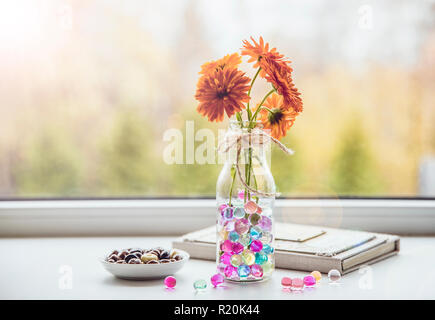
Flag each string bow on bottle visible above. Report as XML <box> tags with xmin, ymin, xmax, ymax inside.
<box><xmin>218</xmin><ymin>127</ymin><xmax>294</xmax><ymax>197</ymax></box>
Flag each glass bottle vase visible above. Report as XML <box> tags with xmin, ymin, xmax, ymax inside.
<box><xmin>216</xmin><ymin>120</ymin><xmax>275</xmax><ymax>282</ymax></box>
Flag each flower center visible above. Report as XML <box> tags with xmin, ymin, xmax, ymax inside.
<box><xmin>217</xmin><ymin>89</ymin><xmax>229</xmax><ymax>99</ymax></box>
<box><xmin>268</xmin><ymin>108</ymin><xmax>284</xmax><ymax>125</ymax></box>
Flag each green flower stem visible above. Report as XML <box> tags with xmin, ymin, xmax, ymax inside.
<box><xmin>248</xmin><ymin>68</ymin><xmax>261</xmax><ymax>98</ymax></box>
<box><xmin>250</xmin><ymin>88</ymin><xmax>276</xmax><ymax>127</ymax></box>
<box><xmin>228</xmin><ymin>165</ymin><xmax>236</xmax><ymax>206</ymax></box>
<box><xmin>244</xmin><ymin>86</ymin><xmax>275</xmax><ymax>202</ymax></box>
<box><xmin>230</xmin><ymin>112</ymin><xmax>243</xmax><ymax>206</ymax></box>
<box><xmin>235</xmin><ymin>70</ymin><xmax>269</xmax><ymax>203</ymax></box>
<box><xmin>246</xmin><ymin>146</ymin><xmax>252</xmax><ymax>201</ymax></box>
<box><xmin>246</xmin><ymin>68</ymin><xmax>262</xmax><ymax>120</ymax></box>
<box><xmin>236</xmin><ymin>112</ymin><xmax>243</xmax><ymax>126</ymax></box>
<box><xmin>248</xmin><ymin>118</ymin><xmax>254</xmax><ymax>200</ymax></box>
<box><xmin>245</xmin><ymin>162</ymin><xmax>249</xmax><ymax>202</ymax></box>
<box><xmin>260</xmin><ymin>106</ymin><xmax>275</xmax><ymax>115</ymax></box>
<box><xmin>252</xmin><ymin>171</ymin><xmax>259</xmax><ymax>203</ymax></box>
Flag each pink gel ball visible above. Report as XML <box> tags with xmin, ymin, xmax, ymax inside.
<box><xmin>220</xmin><ymin>253</ymin><xmax>232</xmax><ymax>265</ymax></box>
<box><xmin>219</xmin><ymin>204</ymin><xmax>228</xmax><ymax>213</ymax></box>
<box><xmin>244</xmin><ymin>201</ymin><xmax>258</xmax><ymax>214</ymax></box>
<box><xmin>303</xmin><ymin>275</ymin><xmax>316</xmax><ymax>287</ymax></box>
<box><xmin>292</xmin><ymin>277</ymin><xmax>304</xmax><ymax>290</ymax></box>
<box><xmin>281</xmin><ymin>277</ymin><xmax>292</xmax><ymax>288</ymax></box>
<box><xmin>224</xmin><ymin>265</ymin><xmax>238</xmax><ymax>278</ymax></box>
<box><xmin>235</xmin><ymin>218</ymin><xmax>250</xmax><ymax>234</ymax></box>
<box><xmin>211</xmin><ymin>273</ymin><xmax>224</xmax><ymax>287</ymax></box>
<box><xmin>250</xmin><ymin>264</ymin><xmax>263</xmax><ymax>277</ymax></box>
<box><xmin>232</xmin><ymin>242</ymin><xmax>244</xmax><ymax>254</ymax></box>
<box><xmin>221</xmin><ymin>240</ymin><xmax>233</xmax><ymax>253</ymax></box>
<box><xmin>250</xmin><ymin>240</ymin><xmax>263</xmax><ymax>252</ymax></box>
<box><xmin>164</xmin><ymin>276</ymin><xmax>176</xmax><ymax>288</ymax></box>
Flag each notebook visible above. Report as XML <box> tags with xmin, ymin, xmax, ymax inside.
<box><xmin>172</xmin><ymin>223</ymin><xmax>400</xmax><ymax>274</ymax></box>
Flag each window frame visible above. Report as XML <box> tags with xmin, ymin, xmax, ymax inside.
<box><xmin>0</xmin><ymin>198</ymin><xmax>434</xmax><ymax>236</ymax></box>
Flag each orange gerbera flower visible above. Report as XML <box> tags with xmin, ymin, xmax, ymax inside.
<box><xmin>256</xmin><ymin>93</ymin><xmax>299</xmax><ymax>140</ymax></box>
<box><xmin>241</xmin><ymin>36</ymin><xmax>288</xmax><ymax>77</ymax></box>
<box><xmin>261</xmin><ymin>55</ymin><xmax>303</xmax><ymax>112</ymax></box>
<box><xmin>242</xmin><ymin>37</ymin><xmax>302</xmax><ymax>112</ymax></box>
<box><xmin>195</xmin><ymin>67</ymin><xmax>251</xmax><ymax>122</ymax></box>
<box><xmin>199</xmin><ymin>53</ymin><xmax>242</xmax><ymax>75</ymax></box>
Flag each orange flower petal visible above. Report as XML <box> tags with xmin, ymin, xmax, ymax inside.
<box><xmin>199</xmin><ymin>53</ymin><xmax>242</xmax><ymax>75</ymax></box>
<box><xmin>195</xmin><ymin>67</ymin><xmax>250</xmax><ymax>122</ymax></box>
<box><xmin>256</xmin><ymin>93</ymin><xmax>299</xmax><ymax>140</ymax></box>
<box><xmin>242</xmin><ymin>37</ymin><xmax>303</xmax><ymax>113</ymax></box>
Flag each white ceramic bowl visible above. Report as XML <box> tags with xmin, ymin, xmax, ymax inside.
<box><xmin>100</xmin><ymin>249</ymin><xmax>190</xmax><ymax>280</ymax></box>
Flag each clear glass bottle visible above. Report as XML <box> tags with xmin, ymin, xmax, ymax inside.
<box><xmin>216</xmin><ymin>120</ymin><xmax>275</xmax><ymax>282</ymax></box>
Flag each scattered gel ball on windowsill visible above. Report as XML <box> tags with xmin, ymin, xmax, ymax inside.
<box><xmin>328</xmin><ymin>269</ymin><xmax>341</xmax><ymax>283</ymax></box>
<box><xmin>291</xmin><ymin>278</ymin><xmax>304</xmax><ymax>291</ymax></box>
<box><xmin>210</xmin><ymin>274</ymin><xmax>224</xmax><ymax>287</ymax></box>
<box><xmin>281</xmin><ymin>277</ymin><xmax>292</xmax><ymax>288</ymax></box>
<box><xmin>303</xmin><ymin>275</ymin><xmax>316</xmax><ymax>287</ymax></box>
<box><xmin>193</xmin><ymin>279</ymin><xmax>207</xmax><ymax>291</ymax></box>
<box><xmin>164</xmin><ymin>276</ymin><xmax>176</xmax><ymax>289</ymax></box>
<box><xmin>311</xmin><ymin>271</ymin><xmax>322</xmax><ymax>282</ymax></box>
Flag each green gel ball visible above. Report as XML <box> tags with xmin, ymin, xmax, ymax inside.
<box><xmin>239</xmin><ymin>233</ymin><xmax>251</xmax><ymax>247</ymax></box>
<box><xmin>193</xmin><ymin>279</ymin><xmax>207</xmax><ymax>290</ymax></box>
<box><xmin>262</xmin><ymin>261</ymin><xmax>274</xmax><ymax>275</ymax></box>
<box><xmin>255</xmin><ymin>252</ymin><xmax>268</xmax><ymax>265</ymax></box>
<box><xmin>233</xmin><ymin>207</ymin><xmax>245</xmax><ymax>219</ymax></box>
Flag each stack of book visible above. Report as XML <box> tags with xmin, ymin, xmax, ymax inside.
<box><xmin>173</xmin><ymin>223</ymin><xmax>400</xmax><ymax>274</ymax></box>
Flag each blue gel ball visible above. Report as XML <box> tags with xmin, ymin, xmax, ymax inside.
<box><xmin>238</xmin><ymin>265</ymin><xmax>251</xmax><ymax>278</ymax></box>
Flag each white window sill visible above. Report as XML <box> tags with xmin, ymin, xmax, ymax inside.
<box><xmin>0</xmin><ymin>198</ymin><xmax>434</xmax><ymax>236</ymax></box>
<box><xmin>0</xmin><ymin>236</ymin><xmax>434</xmax><ymax>299</ymax></box>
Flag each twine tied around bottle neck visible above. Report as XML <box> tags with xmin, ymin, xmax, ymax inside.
<box><xmin>217</xmin><ymin>127</ymin><xmax>294</xmax><ymax>198</ymax></box>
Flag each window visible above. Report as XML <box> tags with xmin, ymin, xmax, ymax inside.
<box><xmin>0</xmin><ymin>0</ymin><xmax>434</xmax><ymax>199</ymax></box>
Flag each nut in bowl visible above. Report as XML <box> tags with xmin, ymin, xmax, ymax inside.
<box><xmin>101</xmin><ymin>247</ymin><xmax>189</xmax><ymax>280</ymax></box>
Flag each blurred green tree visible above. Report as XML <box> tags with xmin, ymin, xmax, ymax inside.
<box><xmin>329</xmin><ymin>118</ymin><xmax>383</xmax><ymax>195</ymax></box>
<box><xmin>14</xmin><ymin>128</ymin><xmax>82</xmax><ymax>196</ymax></box>
<box><xmin>98</xmin><ymin>108</ymin><xmax>157</xmax><ymax>195</ymax></box>
<box><xmin>163</xmin><ymin>111</ymin><xmax>221</xmax><ymax>196</ymax></box>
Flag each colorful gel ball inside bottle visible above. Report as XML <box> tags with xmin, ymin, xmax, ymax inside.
<box><xmin>238</xmin><ymin>265</ymin><xmax>251</xmax><ymax>278</ymax></box>
<box><xmin>224</xmin><ymin>265</ymin><xmax>238</xmax><ymax>278</ymax></box>
<box><xmin>250</xmin><ymin>264</ymin><xmax>263</xmax><ymax>278</ymax></box>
